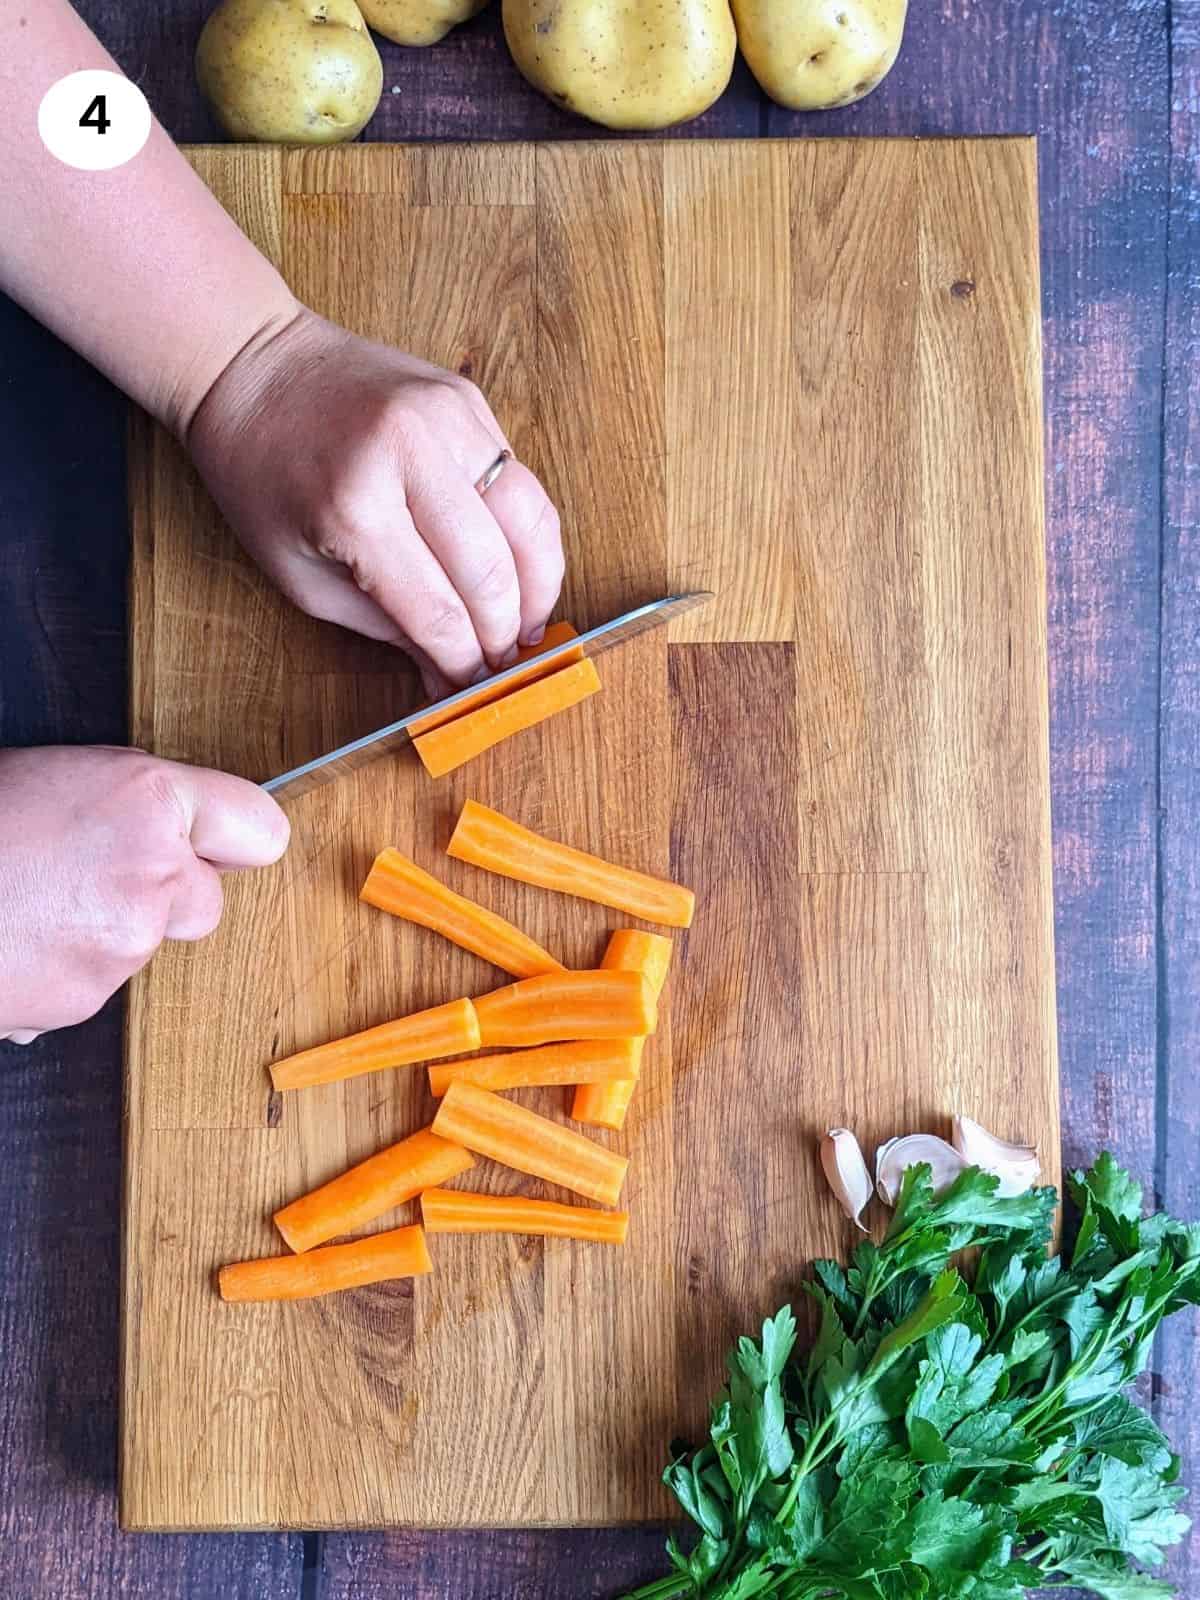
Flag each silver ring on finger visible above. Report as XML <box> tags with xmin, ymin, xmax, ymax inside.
<box><xmin>475</xmin><ymin>448</ymin><xmax>512</xmax><ymax>497</ymax></box>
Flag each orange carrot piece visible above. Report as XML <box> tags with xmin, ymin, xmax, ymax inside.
<box><xmin>406</xmin><ymin>622</ymin><xmax>581</xmax><ymax>737</ymax></box>
<box><xmin>414</xmin><ymin>657</ymin><xmax>601</xmax><ymax>779</ymax></box>
<box><xmin>360</xmin><ymin>848</ymin><xmax>564</xmax><ymax>979</ymax></box>
<box><xmin>274</xmin><ymin>1127</ymin><xmax>476</xmax><ymax>1253</ymax></box>
<box><xmin>421</xmin><ymin>1188</ymin><xmax>628</xmax><ymax>1245</ymax></box>
<box><xmin>428</xmin><ymin>1038</ymin><xmax>642</xmax><ymax>1098</ymax></box>
<box><xmin>431</xmin><ymin>1080</ymin><xmax>628</xmax><ymax>1206</ymax></box>
<box><xmin>573</xmin><ymin>930</ymin><xmax>673</xmax><ymax>1131</ymax></box>
<box><xmin>472</xmin><ymin>969</ymin><xmax>655</xmax><ymax>1049</ymax></box>
<box><xmin>270</xmin><ymin>997</ymin><xmax>480</xmax><ymax>1092</ymax></box>
<box><xmin>218</xmin><ymin>1225</ymin><xmax>432</xmax><ymax>1303</ymax></box>
<box><xmin>448</xmin><ymin>798</ymin><xmax>695</xmax><ymax>928</ymax></box>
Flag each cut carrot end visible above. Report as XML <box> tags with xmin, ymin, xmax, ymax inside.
<box><xmin>274</xmin><ymin>1127</ymin><xmax>475</xmax><ymax>1254</ymax></box>
<box><xmin>414</xmin><ymin>657</ymin><xmax>601</xmax><ymax>779</ymax></box>
<box><xmin>360</xmin><ymin>848</ymin><xmax>564</xmax><ymax>979</ymax></box>
<box><xmin>571</xmin><ymin>929</ymin><xmax>673</xmax><ymax>1130</ymax></box>
<box><xmin>571</xmin><ymin>1077</ymin><xmax>638</xmax><ymax>1131</ymax></box>
<box><xmin>428</xmin><ymin>1038</ymin><xmax>643</xmax><ymax>1098</ymax></box>
<box><xmin>218</xmin><ymin>1225</ymin><xmax>433</xmax><ymax>1304</ymax></box>
<box><xmin>421</xmin><ymin>1188</ymin><xmax>628</xmax><ymax>1245</ymax></box>
<box><xmin>472</xmin><ymin>969</ymin><xmax>655</xmax><ymax>1049</ymax></box>
<box><xmin>269</xmin><ymin>996</ymin><xmax>481</xmax><ymax>1092</ymax></box>
<box><xmin>432</xmin><ymin>1080</ymin><xmax>629</xmax><ymax>1207</ymax></box>
<box><xmin>447</xmin><ymin>798</ymin><xmax>695</xmax><ymax>928</ymax></box>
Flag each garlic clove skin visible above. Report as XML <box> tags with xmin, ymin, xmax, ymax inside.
<box><xmin>875</xmin><ymin>1133</ymin><xmax>968</xmax><ymax>1206</ymax></box>
<box><xmin>875</xmin><ymin>1135</ymin><xmax>900</xmax><ymax>1176</ymax></box>
<box><xmin>820</xmin><ymin>1128</ymin><xmax>874</xmax><ymax>1231</ymax></box>
<box><xmin>953</xmin><ymin>1114</ymin><xmax>1040</xmax><ymax>1196</ymax></box>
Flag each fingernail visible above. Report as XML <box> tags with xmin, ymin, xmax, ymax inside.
<box><xmin>469</xmin><ymin>665</ymin><xmax>491</xmax><ymax>686</ymax></box>
<box><xmin>520</xmin><ymin>626</ymin><xmax>546</xmax><ymax>648</ymax></box>
<box><xmin>499</xmin><ymin>645</ymin><xmax>520</xmax><ymax>668</ymax></box>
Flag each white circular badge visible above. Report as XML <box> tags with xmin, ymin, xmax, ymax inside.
<box><xmin>38</xmin><ymin>70</ymin><xmax>152</xmax><ymax>172</ymax></box>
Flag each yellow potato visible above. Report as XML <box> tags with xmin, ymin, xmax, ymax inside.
<box><xmin>731</xmin><ymin>0</ymin><xmax>907</xmax><ymax>110</ymax></box>
<box><xmin>502</xmin><ymin>0</ymin><xmax>736</xmax><ymax>130</ymax></box>
<box><xmin>358</xmin><ymin>0</ymin><xmax>489</xmax><ymax>46</ymax></box>
<box><xmin>196</xmin><ymin>0</ymin><xmax>383</xmax><ymax>144</ymax></box>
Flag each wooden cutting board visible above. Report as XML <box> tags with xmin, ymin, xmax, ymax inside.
<box><xmin>122</xmin><ymin>139</ymin><xmax>1058</xmax><ymax>1531</ymax></box>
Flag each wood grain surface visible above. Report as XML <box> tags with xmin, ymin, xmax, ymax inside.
<box><xmin>121</xmin><ymin>138</ymin><xmax>1058</xmax><ymax>1532</ymax></box>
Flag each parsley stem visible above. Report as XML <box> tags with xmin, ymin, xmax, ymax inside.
<box><xmin>773</xmin><ymin>1414</ymin><xmax>840</xmax><ymax>1529</ymax></box>
<box><xmin>710</xmin><ymin>1520</ymin><xmax>745</xmax><ymax>1589</ymax></box>
<box><xmin>850</xmin><ymin>1258</ymin><xmax>890</xmax><ymax>1337</ymax></box>
<box><xmin>621</xmin><ymin>1574</ymin><xmax>693</xmax><ymax>1599</ymax></box>
<box><xmin>1020</xmin><ymin>1535</ymin><xmax>1054</xmax><ymax>1565</ymax></box>
<box><xmin>983</xmin><ymin>1282</ymin><xmax>1078</xmax><ymax>1352</ymax></box>
<box><xmin>1021</xmin><ymin>1314</ymin><xmax>1121</xmax><ymax>1435</ymax></box>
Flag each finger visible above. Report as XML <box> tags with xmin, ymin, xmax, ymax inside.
<box><xmin>278</xmin><ymin>564</ymin><xmax>454</xmax><ymax>700</ymax></box>
<box><xmin>481</xmin><ymin>461</ymin><xmax>566</xmax><ymax>645</ymax></box>
<box><xmin>318</xmin><ymin>509</ymin><xmax>488</xmax><ymax>686</ymax></box>
<box><xmin>380</xmin><ymin>617</ymin><xmax>456</xmax><ymax>700</ymax></box>
<box><xmin>3</xmin><ymin>1029</ymin><xmax>41</xmax><ymax>1045</ymax></box>
<box><xmin>164</xmin><ymin>859</ymin><xmax>225</xmax><ymax>942</ymax></box>
<box><xmin>406</xmin><ymin>461</ymin><xmax>522</xmax><ymax>669</ymax></box>
<box><xmin>283</xmin><ymin>560</ymin><xmax>418</xmax><ymax>644</ymax></box>
<box><xmin>414</xmin><ymin>376</ymin><xmax>510</xmax><ymax>468</ymax></box>
<box><xmin>167</xmin><ymin>765</ymin><xmax>291</xmax><ymax>868</ymax></box>
<box><xmin>404</xmin><ymin>640</ymin><xmax>454</xmax><ymax>701</ymax></box>
<box><xmin>457</xmin><ymin>383</ymin><xmax>512</xmax><ymax>456</ymax></box>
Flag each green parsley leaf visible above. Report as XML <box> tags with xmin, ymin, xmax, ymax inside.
<box><xmin>665</xmin><ymin>1451</ymin><xmax>729</xmax><ymax>1542</ymax></box>
<box><xmin>1073</xmin><ymin>1396</ymin><xmax>1172</xmax><ymax>1468</ymax></box>
<box><xmin>907</xmin><ymin>1492</ymin><xmax>1013</xmax><ymax>1581</ymax></box>
<box><xmin>1051</xmin><ymin>1552</ymin><xmax>1177</xmax><ymax>1598</ymax></box>
<box><xmin>631</xmin><ymin>1154</ymin><xmax>1200</xmax><ymax>1600</ymax></box>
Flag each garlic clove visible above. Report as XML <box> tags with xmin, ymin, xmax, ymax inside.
<box><xmin>875</xmin><ymin>1135</ymin><xmax>900</xmax><ymax>1174</ymax></box>
<box><xmin>820</xmin><ymin>1128</ymin><xmax>874</xmax><ymax>1231</ymax></box>
<box><xmin>875</xmin><ymin>1133</ymin><xmax>968</xmax><ymax>1206</ymax></box>
<box><xmin>953</xmin><ymin>1114</ymin><xmax>1040</xmax><ymax>1196</ymax></box>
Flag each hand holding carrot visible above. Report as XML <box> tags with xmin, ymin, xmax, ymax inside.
<box><xmin>0</xmin><ymin>747</ymin><xmax>288</xmax><ymax>1042</ymax></box>
<box><xmin>187</xmin><ymin>309</ymin><xmax>566</xmax><ymax>697</ymax></box>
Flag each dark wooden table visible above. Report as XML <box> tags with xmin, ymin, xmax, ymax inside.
<box><xmin>0</xmin><ymin>3</ymin><xmax>1195</xmax><ymax>1596</ymax></box>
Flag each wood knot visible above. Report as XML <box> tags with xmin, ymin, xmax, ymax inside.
<box><xmin>950</xmin><ymin>279</ymin><xmax>976</xmax><ymax>300</ymax></box>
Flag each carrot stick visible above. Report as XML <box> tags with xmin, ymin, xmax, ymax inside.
<box><xmin>428</xmin><ymin>1038</ymin><xmax>642</xmax><ymax>1097</ymax></box>
<box><xmin>421</xmin><ymin>1188</ymin><xmax>629</xmax><ymax>1245</ymax></box>
<box><xmin>270</xmin><ymin>997</ymin><xmax>480</xmax><ymax>1092</ymax></box>
<box><xmin>431</xmin><ymin>1080</ymin><xmax>628</xmax><ymax>1206</ymax></box>
<box><xmin>274</xmin><ymin>1127</ymin><xmax>476</xmax><ymax>1253</ymax></box>
<box><xmin>573</xmin><ymin>930</ymin><xmax>673</xmax><ymax>1131</ymax></box>
<box><xmin>360</xmin><ymin>848</ymin><xmax>564</xmax><ymax>979</ymax></box>
<box><xmin>447</xmin><ymin>798</ymin><xmax>695</xmax><ymax>928</ymax></box>
<box><xmin>472</xmin><ymin>969</ymin><xmax>655</xmax><ymax>1048</ymax></box>
<box><xmin>413</xmin><ymin>657</ymin><xmax>601</xmax><ymax>779</ymax></box>
<box><xmin>218</xmin><ymin>1225</ymin><xmax>432</xmax><ymax>1303</ymax></box>
<box><xmin>407</xmin><ymin>622</ymin><xmax>581</xmax><ymax>737</ymax></box>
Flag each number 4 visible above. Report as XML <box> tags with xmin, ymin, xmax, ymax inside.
<box><xmin>79</xmin><ymin>94</ymin><xmax>111</xmax><ymax>135</ymax></box>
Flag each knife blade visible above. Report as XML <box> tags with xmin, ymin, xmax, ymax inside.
<box><xmin>263</xmin><ymin>590</ymin><xmax>712</xmax><ymax>803</ymax></box>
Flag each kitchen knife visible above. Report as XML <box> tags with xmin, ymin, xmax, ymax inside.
<box><xmin>263</xmin><ymin>590</ymin><xmax>712</xmax><ymax>803</ymax></box>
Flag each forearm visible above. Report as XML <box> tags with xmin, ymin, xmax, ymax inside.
<box><xmin>0</xmin><ymin>1</ymin><xmax>299</xmax><ymax>436</ymax></box>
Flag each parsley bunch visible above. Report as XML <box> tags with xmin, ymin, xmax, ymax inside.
<box><xmin>625</xmin><ymin>1155</ymin><xmax>1200</xmax><ymax>1600</ymax></box>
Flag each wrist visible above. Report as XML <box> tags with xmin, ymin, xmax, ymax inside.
<box><xmin>184</xmin><ymin>304</ymin><xmax>347</xmax><ymax>461</ymax></box>
<box><xmin>158</xmin><ymin>281</ymin><xmax>304</xmax><ymax>443</ymax></box>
